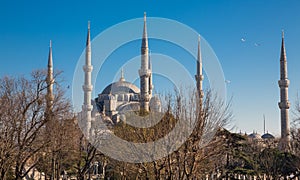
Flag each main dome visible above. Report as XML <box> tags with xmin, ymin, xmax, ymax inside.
<box><xmin>101</xmin><ymin>81</ymin><xmax>140</xmax><ymax>95</ymax></box>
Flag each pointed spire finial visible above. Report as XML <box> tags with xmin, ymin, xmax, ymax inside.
<box><xmin>141</xmin><ymin>12</ymin><xmax>148</xmax><ymax>49</ymax></box>
<box><xmin>86</xmin><ymin>21</ymin><xmax>91</xmax><ymax>47</ymax></box>
<box><xmin>46</xmin><ymin>40</ymin><xmax>54</xmax><ymax>110</ymax></box>
<box><xmin>280</xmin><ymin>30</ymin><xmax>287</xmax><ymax>64</ymax></box>
<box><xmin>282</xmin><ymin>29</ymin><xmax>284</xmax><ymax>38</ymax></box>
<box><xmin>48</xmin><ymin>40</ymin><xmax>53</xmax><ymax>67</ymax></box>
<box><xmin>197</xmin><ymin>35</ymin><xmax>201</xmax><ymax>62</ymax></box>
<box><xmin>119</xmin><ymin>67</ymin><xmax>125</xmax><ymax>82</ymax></box>
<box><xmin>195</xmin><ymin>34</ymin><xmax>204</xmax><ymax>101</ymax></box>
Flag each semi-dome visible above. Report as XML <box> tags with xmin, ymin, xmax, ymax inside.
<box><xmin>101</xmin><ymin>81</ymin><xmax>140</xmax><ymax>95</ymax></box>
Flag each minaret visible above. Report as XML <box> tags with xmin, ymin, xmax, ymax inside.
<box><xmin>195</xmin><ymin>35</ymin><xmax>204</xmax><ymax>102</ymax></box>
<box><xmin>82</xmin><ymin>21</ymin><xmax>93</xmax><ymax>137</ymax></box>
<box><xmin>46</xmin><ymin>40</ymin><xmax>54</xmax><ymax>113</ymax></box>
<box><xmin>139</xmin><ymin>12</ymin><xmax>151</xmax><ymax>112</ymax></box>
<box><xmin>278</xmin><ymin>31</ymin><xmax>290</xmax><ymax>151</ymax></box>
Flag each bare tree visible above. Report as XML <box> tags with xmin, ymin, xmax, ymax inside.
<box><xmin>106</xmin><ymin>88</ymin><xmax>232</xmax><ymax>179</ymax></box>
<box><xmin>0</xmin><ymin>76</ymin><xmax>19</xmax><ymax>179</ymax></box>
<box><xmin>0</xmin><ymin>71</ymin><xmax>49</xmax><ymax>179</ymax></box>
<box><xmin>291</xmin><ymin>95</ymin><xmax>300</xmax><ymax>158</ymax></box>
<box><xmin>0</xmin><ymin>69</ymin><xmax>76</xmax><ymax>180</ymax></box>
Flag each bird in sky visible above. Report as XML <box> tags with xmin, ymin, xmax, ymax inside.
<box><xmin>254</xmin><ymin>43</ymin><xmax>261</xmax><ymax>47</ymax></box>
<box><xmin>241</xmin><ymin>38</ymin><xmax>246</xmax><ymax>42</ymax></box>
<box><xmin>225</xmin><ymin>80</ymin><xmax>231</xmax><ymax>84</ymax></box>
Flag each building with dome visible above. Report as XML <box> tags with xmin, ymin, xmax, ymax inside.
<box><xmin>261</xmin><ymin>132</ymin><xmax>275</xmax><ymax>140</ymax></box>
<box><xmin>45</xmin><ymin>12</ymin><xmax>288</xmax><ymax>149</ymax></box>
<box><xmin>95</xmin><ymin>72</ymin><xmax>141</xmax><ymax>118</ymax></box>
<box><xmin>248</xmin><ymin>131</ymin><xmax>262</xmax><ymax>140</ymax></box>
<box><xmin>87</xmin><ymin>13</ymin><xmax>162</xmax><ymax>123</ymax></box>
<box><xmin>77</xmin><ymin>13</ymin><xmax>196</xmax><ymax>137</ymax></box>
<box><xmin>76</xmin><ymin>13</ymin><xmax>204</xmax><ymax>137</ymax></box>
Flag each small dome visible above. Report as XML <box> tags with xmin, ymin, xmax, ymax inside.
<box><xmin>261</xmin><ymin>132</ymin><xmax>275</xmax><ymax>139</ymax></box>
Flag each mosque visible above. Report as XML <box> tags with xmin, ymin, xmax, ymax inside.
<box><xmin>75</xmin><ymin>13</ymin><xmax>206</xmax><ymax>138</ymax></box>
<box><xmin>45</xmin><ymin>13</ymin><xmax>290</xmax><ymax>150</ymax></box>
<box><xmin>77</xmin><ymin>13</ymin><xmax>200</xmax><ymax>137</ymax></box>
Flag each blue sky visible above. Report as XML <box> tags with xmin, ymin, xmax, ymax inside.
<box><xmin>1</xmin><ymin>0</ymin><xmax>300</xmax><ymax>136</ymax></box>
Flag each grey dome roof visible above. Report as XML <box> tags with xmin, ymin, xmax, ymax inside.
<box><xmin>101</xmin><ymin>81</ymin><xmax>140</xmax><ymax>95</ymax></box>
<box><xmin>261</xmin><ymin>133</ymin><xmax>275</xmax><ymax>139</ymax></box>
<box><xmin>248</xmin><ymin>132</ymin><xmax>261</xmax><ymax>139</ymax></box>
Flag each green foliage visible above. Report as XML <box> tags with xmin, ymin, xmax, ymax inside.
<box><xmin>259</xmin><ymin>148</ymin><xmax>300</xmax><ymax>177</ymax></box>
<box><xmin>214</xmin><ymin>130</ymin><xmax>300</xmax><ymax>178</ymax></box>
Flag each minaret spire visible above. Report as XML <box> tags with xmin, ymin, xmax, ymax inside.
<box><xmin>139</xmin><ymin>12</ymin><xmax>151</xmax><ymax>113</ymax></box>
<box><xmin>195</xmin><ymin>35</ymin><xmax>204</xmax><ymax>103</ymax></box>
<box><xmin>46</xmin><ymin>40</ymin><xmax>54</xmax><ymax>112</ymax></box>
<box><xmin>82</xmin><ymin>21</ymin><xmax>93</xmax><ymax>137</ymax></box>
<box><xmin>142</xmin><ymin>12</ymin><xmax>148</xmax><ymax>48</ymax></box>
<box><xmin>278</xmin><ymin>30</ymin><xmax>290</xmax><ymax>151</ymax></box>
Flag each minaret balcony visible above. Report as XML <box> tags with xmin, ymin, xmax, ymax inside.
<box><xmin>83</xmin><ymin>65</ymin><xmax>93</xmax><ymax>72</ymax></box>
<box><xmin>278</xmin><ymin>79</ymin><xmax>290</xmax><ymax>87</ymax></box>
<box><xmin>47</xmin><ymin>94</ymin><xmax>54</xmax><ymax>101</ymax></box>
<box><xmin>199</xmin><ymin>75</ymin><xmax>204</xmax><ymax>81</ymax></box>
<box><xmin>82</xmin><ymin>85</ymin><xmax>93</xmax><ymax>91</ymax></box>
<box><xmin>139</xmin><ymin>69</ymin><xmax>151</xmax><ymax>77</ymax></box>
<box><xmin>149</xmin><ymin>84</ymin><xmax>154</xmax><ymax>90</ymax></box>
<box><xmin>141</xmin><ymin>94</ymin><xmax>150</xmax><ymax>102</ymax></box>
<box><xmin>195</xmin><ymin>75</ymin><xmax>204</xmax><ymax>81</ymax></box>
<box><xmin>82</xmin><ymin>104</ymin><xmax>93</xmax><ymax>111</ymax></box>
<box><xmin>141</xmin><ymin>47</ymin><xmax>149</xmax><ymax>54</ymax></box>
<box><xmin>47</xmin><ymin>77</ymin><xmax>55</xmax><ymax>85</ymax></box>
<box><xmin>199</xmin><ymin>91</ymin><xmax>204</xmax><ymax>98</ymax></box>
<box><xmin>278</xmin><ymin>101</ymin><xmax>290</xmax><ymax>109</ymax></box>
